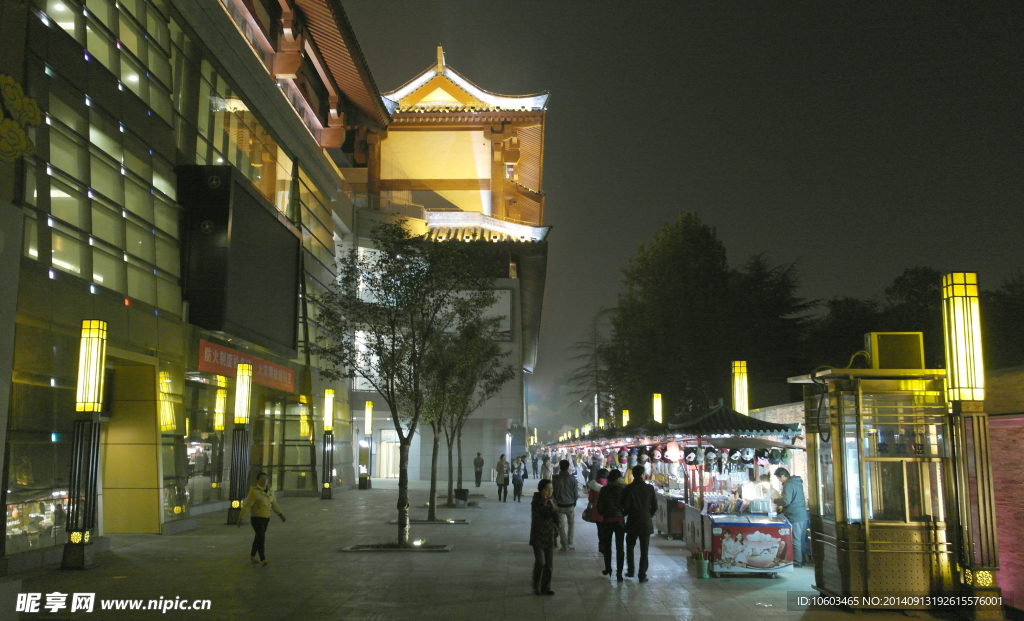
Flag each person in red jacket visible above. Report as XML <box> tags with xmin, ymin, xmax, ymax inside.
<box><xmin>587</xmin><ymin>468</ymin><xmax>609</xmax><ymax>571</ymax></box>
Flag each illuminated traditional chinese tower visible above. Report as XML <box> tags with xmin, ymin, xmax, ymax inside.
<box><xmin>348</xmin><ymin>47</ymin><xmax>550</xmax><ymax>478</ymax></box>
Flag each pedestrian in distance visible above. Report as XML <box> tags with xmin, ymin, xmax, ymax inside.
<box><xmin>473</xmin><ymin>452</ymin><xmax>485</xmax><ymax>487</ymax></box>
<box><xmin>621</xmin><ymin>464</ymin><xmax>657</xmax><ymax>582</ymax></box>
<box><xmin>512</xmin><ymin>456</ymin><xmax>527</xmax><ymax>502</ymax></box>
<box><xmin>529</xmin><ymin>479</ymin><xmax>558</xmax><ymax>595</ymax></box>
<box><xmin>551</xmin><ymin>459</ymin><xmax>579</xmax><ymax>550</ymax></box>
<box><xmin>495</xmin><ymin>454</ymin><xmax>511</xmax><ymax>502</ymax></box>
<box><xmin>596</xmin><ymin>469</ymin><xmax>626</xmax><ymax>580</ymax></box>
<box><xmin>586</xmin><ymin>468</ymin><xmax>608</xmax><ymax>570</ymax></box>
<box><xmin>236</xmin><ymin>472</ymin><xmax>286</xmax><ymax>567</ymax></box>
<box><xmin>531</xmin><ymin>452</ymin><xmax>539</xmax><ymax>478</ymax></box>
<box><xmin>774</xmin><ymin>467</ymin><xmax>809</xmax><ymax>567</ymax></box>
<box><xmin>540</xmin><ymin>455</ymin><xmax>552</xmax><ymax>480</ymax></box>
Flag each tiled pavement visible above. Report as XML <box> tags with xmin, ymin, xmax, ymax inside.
<box><xmin>11</xmin><ymin>479</ymin><xmax>958</xmax><ymax>621</ymax></box>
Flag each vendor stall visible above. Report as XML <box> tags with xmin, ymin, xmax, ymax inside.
<box><xmin>548</xmin><ymin>401</ymin><xmax>804</xmax><ymax>578</ymax></box>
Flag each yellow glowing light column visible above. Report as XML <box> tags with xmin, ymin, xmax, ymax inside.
<box><xmin>942</xmin><ymin>273</ymin><xmax>985</xmax><ymax>402</ymax></box>
<box><xmin>622</xmin><ymin>410</ymin><xmax>630</xmax><ymax>426</ymax></box>
<box><xmin>227</xmin><ymin>363</ymin><xmax>253</xmax><ymax>523</ymax></box>
<box><xmin>234</xmin><ymin>364</ymin><xmax>252</xmax><ymax>425</ymax></box>
<box><xmin>359</xmin><ymin>401</ymin><xmax>374</xmax><ymax>489</ymax></box>
<box><xmin>942</xmin><ymin>272</ymin><xmax>1001</xmax><ymax>611</ymax></box>
<box><xmin>75</xmin><ymin>320</ymin><xmax>108</xmax><ymax>412</ymax></box>
<box><xmin>66</xmin><ymin>320</ymin><xmax>108</xmax><ymax>566</ymax></box>
<box><xmin>214</xmin><ymin>389</ymin><xmax>226</xmax><ymax>431</ymax></box>
<box><xmin>598</xmin><ymin>418</ymin><xmax>605</xmax><ymax>429</ymax></box>
<box><xmin>732</xmin><ymin>361</ymin><xmax>749</xmax><ymax>415</ymax></box>
<box><xmin>653</xmin><ymin>394</ymin><xmax>663</xmax><ymax>424</ymax></box>
<box><xmin>158</xmin><ymin>372</ymin><xmax>176</xmax><ymax>433</ymax></box>
<box><xmin>321</xmin><ymin>390</ymin><xmax>335</xmax><ymax>499</ymax></box>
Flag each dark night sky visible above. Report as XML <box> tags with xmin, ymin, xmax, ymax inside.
<box><xmin>344</xmin><ymin>2</ymin><xmax>1023</xmax><ymax>402</ymax></box>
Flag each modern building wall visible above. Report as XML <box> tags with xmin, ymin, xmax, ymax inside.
<box><xmin>0</xmin><ymin>0</ymin><xmax>364</xmax><ymax>568</ymax></box>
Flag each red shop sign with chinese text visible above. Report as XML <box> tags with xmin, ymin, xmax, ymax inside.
<box><xmin>197</xmin><ymin>340</ymin><xmax>295</xmax><ymax>393</ymax></box>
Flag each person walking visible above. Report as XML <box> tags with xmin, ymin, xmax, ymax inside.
<box><xmin>551</xmin><ymin>460</ymin><xmax>579</xmax><ymax>551</ymax></box>
<box><xmin>473</xmin><ymin>453</ymin><xmax>485</xmax><ymax>487</ymax></box>
<box><xmin>587</xmin><ymin>468</ymin><xmax>608</xmax><ymax>572</ymax></box>
<box><xmin>512</xmin><ymin>457</ymin><xmax>527</xmax><ymax>502</ymax></box>
<box><xmin>596</xmin><ymin>469</ymin><xmax>626</xmax><ymax>580</ymax></box>
<box><xmin>236</xmin><ymin>472</ymin><xmax>286</xmax><ymax>566</ymax></box>
<box><xmin>530</xmin><ymin>479</ymin><xmax>558</xmax><ymax>595</ymax></box>
<box><xmin>622</xmin><ymin>464</ymin><xmax>657</xmax><ymax>581</ymax></box>
<box><xmin>774</xmin><ymin>468</ymin><xmax>809</xmax><ymax>567</ymax></box>
<box><xmin>495</xmin><ymin>454</ymin><xmax>511</xmax><ymax>502</ymax></box>
<box><xmin>539</xmin><ymin>455</ymin><xmax>552</xmax><ymax>480</ymax></box>
<box><xmin>531</xmin><ymin>452</ymin><xmax>539</xmax><ymax>478</ymax></box>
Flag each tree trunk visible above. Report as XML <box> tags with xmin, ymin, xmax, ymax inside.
<box><xmin>446</xmin><ymin>433</ymin><xmax>455</xmax><ymax>505</ymax></box>
<box><xmin>397</xmin><ymin>439</ymin><xmax>411</xmax><ymax>545</ymax></box>
<box><xmin>427</xmin><ymin>422</ymin><xmax>440</xmax><ymax>521</ymax></box>
<box><xmin>456</xmin><ymin>427</ymin><xmax>464</xmax><ymax>489</ymax></box>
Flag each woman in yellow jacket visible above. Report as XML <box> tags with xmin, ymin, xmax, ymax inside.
<box><xmin>236</xmin><ymin>472</ymin><xmax>286</xmax><ymax>566</ymax></box>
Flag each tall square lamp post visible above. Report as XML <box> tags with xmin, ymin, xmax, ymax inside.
<box><xmin>358</xmin><ymin>401</ymin><xmax>373</xmax><ymax>489</ymax></box>
<box><xmin>321</xmin><ymin>390</ymin><xmax>334</xmax><ymax>499</ymax></box>
<box><xmin>226</xmin><ymin>363</ymin><xmax>252</xmax><ymax>524</ymax></box>
<box><xmin>732</xmin><ymin>361</ymin><xmax>748</xmax><ymax>415</ymax></box>
<box><xmin>942</xmin><ymin>272</ymin><xmax>1004</xmax><ymax>621</ymax></box>
<box><xmin>62</xmin><ymin>321</ymin><xmax>107</xmax><ymax>569</ymax></box>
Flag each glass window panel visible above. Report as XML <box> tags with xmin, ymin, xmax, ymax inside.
<box><xmin>156</xmin><ymin>277</ymin><xmax>180</xmax><ymax>313</ymax></box>
<box><xmin>90</xmin><ymin>156</ymin><xmax>124</xmax><ymax>203</ymax></box>
<box><xmin>197</xmin><ymin>78</ymin><xmax>211</xmax><ymax>138</ymax></box>
<box><xmin>120</xmin><ymin>55</ymin><xmax>147</xmax><ymax>104</ymax></box>
<box><xmin>154</xmin><ymin>199</ymin><xmax>177</xmax><ymax>237</ymax></box>
<box><xmin>146</xmin><ymin>11</ymin><xmax>170</xmax><ymax>52</ymax></box>
<box><xmin>89</xmin><ymin>113</ymin><xmax>122</xmax><ymax>161</ymax></box>
<box><xmin>49</xmin><ymin>179</ymin><xmax>87</xmax><ymax>228</ymax></box>
<box><xmin>150</xmin><ymin>83</ymin><xmax>172</xmax><ymax>123</ymax></box>
<box><xmin>120</xmin><ymin>0</ymin><xmax>141</xmax><ymax>19</ymax></box>
<box><xmin>153</xmin><ymin>156</ymin><xmax>175</xmax><ymax>200</ymax></box>
<box><xmin>124</xmin><ymin>180</ymin><xmax>154</xmax><ymax>222</ymax></box>
<box><xmin>48</xmin><ymin>90</ymin><xmax>87</xmax><ymax>136</ymax></box>
<box><xmin>866</xmin><ymin>461</ymin><xmax>906</xmax><ymax>522</ymax></box>
<box><xmin>46</xmin><ymin>0</ymin><xmax>78</xmax><ymax>37</ymax></box>
<box><xmin>84</xmin><ymin>0</ymin><xmax>115</xmax><ymax>30</ymax></box>
<box><xmin>123</xmin><ymin>133</ymin><xmax>151</xmax><ymax>181</ymax></box>
<box><xmin>24</xmin><ymin>161</ymin><xmax>38</xmax><ymax>206</ymax></box>
<box><xmin>127</xmin><ymin>263</ymin><xmax>156</xmax><ymax>305</ymax></box>
<box><xmin>844</xmin><ymin>428</ymin><xmax>862</xmax><ymax>522</ymax></box>
<box><xmin>118</xmin><ymin>13</ymin><xmax>143</xmax><ymax>56</ymax></box>
<box><xmin>49</xmin><ymin>128</ymin><xmax>87</xmax><ymax>181</ymax></box>
<box><xmin>126</xmin><ymin>222</ymin><xmax>154</xmax><ymax>262</ymax></box>
<box><xmin>148</xmin><ymin>47</ymin><xmax>172</xmax><ymax>87</ymax></box>
<box><xmin>275</xmin><ymin>149</ymin><xmax>293</xmax><ymax>215</ymax></box>
<box><xmin>51</xmin><ymin>230</ymin><xmax>85</xmax><ymax>276</ymax></box>
<box><xmin>86</xmin><ymin>24</ymin><xmax>117</xmax><ymax>73</ymax></box>
<box><xmin>155</xmin><ymin>237</ymin><xmax>178</xmax><ymax>276</ymax></box>
<box><xmin>23</xmin><ymin>212</ymin><xmax>39</xmax><ymax>260</ymax></box>
<box><xmin>91</xmin><ymin>203</ymin><xmax>124</xmax><ymax>246</ymax></box>
<box><xmin>92</xmin><ymin>248</ymin><xmax>125</xmax><ymax>291</ymax></box>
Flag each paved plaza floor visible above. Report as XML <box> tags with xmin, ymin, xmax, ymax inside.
<box><xmin>10</xmin><ymin>479</ymin><xmax>959</xmax><ymax>621</ymax></box>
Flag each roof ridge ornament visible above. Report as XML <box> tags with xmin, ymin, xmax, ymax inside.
<box><xmin>437</xmin><ymin>45</ymin><xmax>445</xmax><ymax>74</ymax></box>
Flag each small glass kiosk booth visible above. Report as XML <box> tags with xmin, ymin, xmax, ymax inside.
<box><xmin>791</xmin><ymin>300</ymin><xmax>1003</xmax><ymax>619</ymax></box>
<box><xmin>792</xmin><ymin>366</ymin><xmax>956</xmax><ymax>601</ymax></box>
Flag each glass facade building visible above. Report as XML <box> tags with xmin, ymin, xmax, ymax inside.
<box><xmin>0</xmin><ymin>0</ymin><xmax>382</xmax><ymax>560</ymax></box>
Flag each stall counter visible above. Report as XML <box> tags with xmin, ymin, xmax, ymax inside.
<box><xmin>701</xmin><ymin>514</ymin><xmax>794</xmax><ymax>576</ymax></box>
<box><xmin>654</xmin><ymin>492</ymin><xmax>687</xmax><ymax>539</ymax></box>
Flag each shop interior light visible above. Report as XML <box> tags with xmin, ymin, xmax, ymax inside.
<box><xmin>300</xmin><ymin>412</ymin><xmax>310</xmax><ymax>438</ymax></box>
<box><xmin>75</xmin><ymin>320</ymin><xmax>108</xmax><ymax>412</ymax></box>
<box><xmin>653</xmin><ymin>394</ymin><xmax>663</xmax><ymax>424</ymax></box>
<box><xmin>324</xmin><ymin>389</ymin><xmax>335</xmax><ymax>431</ymax></box>
<box><xmin>365</xmin><ymin>401</ymin><xmax>373</xmax><ymax>435</ymax></box>
<box><xmin>214</xmin><ymin>388</ymin><xmax>226</xmax><ymax>431</ymax></box>
<box><xmin>732</xmin><ymin>361</ymin><xmax>749</xmax><ymax>415</ymax></box>
<box><xmin>942</xmin><ymin>272</ymin><xmax>985</xmax><ymax>402</ymax></box>
<box><xmin>234</xmin><ymin>364</ymin><xmax>252</xmax><ymax>425</ymax></box>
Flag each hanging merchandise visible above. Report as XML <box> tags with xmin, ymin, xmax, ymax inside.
<box><xmin>741</xmin><ymin>448</ymin><xmax>755</xmax><ymax>464</ymax></box>
<box><xmin>769</xmin><ymin>448</ymin><xmax>781</xmax><ymax>465</ymax></box>
<box><xmin>781</xmin><ymin>448</ymin><xmax>793</xmax><ymax>465</ymax></box>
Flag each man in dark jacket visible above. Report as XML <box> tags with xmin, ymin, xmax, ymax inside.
<box><xmin>621</xmin><ymin>464</ymin><xmax>658</xmax><ymax>581</ymax></box>
<box><xmin>473</xmin><ymin>453</ymin><xmax>485</xmax><ymax>487</ymax></box>
<box><xmin>774</xmin><ymin>468</ymin><xmax>809</xmax><ymax>567</ymax></box>
<box><xmin>551</xmin><ymin>460</ymin><xmax>578</xmax><ymax>550</ymax></box>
